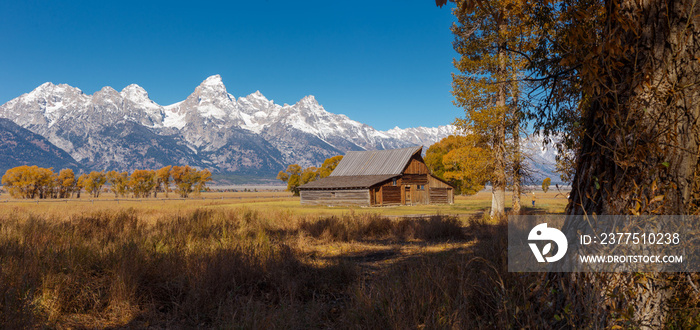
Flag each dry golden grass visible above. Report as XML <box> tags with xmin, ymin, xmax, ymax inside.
<box><xmin>7</xmin><ymin>189</ymin><xmax>695</xmax><ymax>328</ymax></box>
<box><xmin>0</xmin><ymin>207</ymin><xmax>476</xmax><ymax>328</ymax></box>
<box><xmin>0</xmin><ymin>189</ymin><xmax>571</xmax><ymax>221</ymax></box>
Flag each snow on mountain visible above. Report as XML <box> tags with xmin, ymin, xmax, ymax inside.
<box><xmin>382</xmin><ymin>125</ymin><xmax>457</xmax><ymax>149</ymax></box>
<box><xmin>522</xmin><ymin>133</ymin><xmax>562</xmax><ymax>184</ymax></box>
<box><xmin>0</xmin><ymin>75</ymin><xmax>461</xmax><ymax>174</ymax></box>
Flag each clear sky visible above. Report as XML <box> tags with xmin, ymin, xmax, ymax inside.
<box><xmin>0</xmin><ymin>1</ymin><xmax>459</xmax><ymax>131</ymax></box>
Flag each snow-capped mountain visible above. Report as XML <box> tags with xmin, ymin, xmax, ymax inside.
<box><xmin>0</xmin><ymin>75</ymin><xmax>457</xmax><ymax>175</ymax></box>
<box><xmin>522</xmin><ymin>133</ymin><xmax>561</xmax><ymax>184</ymax></box>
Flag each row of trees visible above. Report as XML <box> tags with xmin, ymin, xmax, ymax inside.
<box><xmin>277</xmin><ymin>155</ymin><xmax>343</xmax><ymax>195</ymax></box>
<box><xmin>1</xmin><ymin>165</ymin><xmax>211</xmax><ymax>199</ymax></box>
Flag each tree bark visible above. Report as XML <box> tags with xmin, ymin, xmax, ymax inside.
<box><xmin>511</xmin><ymin>116</ymin><xmax>521</xmax><ymax>214</ymax></box>
<box><xmin>512</xmin><ymin>70</ymin><xmax>522</xmax><ymax>215</ymax></box>
<box><xmin>490</xmin><ymin>22</ymin><xmax>508</xmax><ymax>218</ymax></box>
<box><xmin>560</xmin><ymin>0</ymin><xmax>700</xmax><ymax>326</ymax></box>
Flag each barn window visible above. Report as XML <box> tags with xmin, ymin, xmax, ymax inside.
<box><xmin>331</xmin><ymin>192</ymin><xmax>336</xmax><ymax>198</ymax></box>
<box><xmin>392</xmin><ymin>178</ymin><xmax>397</xmax><ymax>186</ymax></box>
<box><xmin>418</xmin><ymin>185</ymin><xmax>424</xmax><ymax>190</ymax></box>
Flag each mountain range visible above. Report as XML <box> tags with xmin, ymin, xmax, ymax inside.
<box><xmin>0</xmin><ymin>75</ymin><xmax>457</xmax><ymax>178</ymax></box>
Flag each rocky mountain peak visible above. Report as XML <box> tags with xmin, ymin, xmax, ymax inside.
<box><xmin>298</xmin><ymin>95</ymin><xmax>318</xmax><ymax>106</ymax></box>
<box><xmin>188</xmin><ymin>75</ymin><xmax>233</xmax><ymax>104</ymax></box>
<box><xmin>293</xmin><ymin>95</ymin><xmax>326</xmax><ymax>116</ymax></box>
<box><xmin>25</xmin><ymin>82</ymin><xmax>84</xmax><ymax>103</ymax></box>
<box><xmin>120</xmin><ymin>84</ymin><xmax>148</xmax><ymax>98</ymax></box>
<box><xmin>120</xmin><ymin>84</ymin><xmax>159</xmax><ymax>110</ymax></box>
<box><xmin>92</xmin><ymin>86</ymin><xmax>121</xmax><ymax>105</ymax></box>
<box><xmin>198</xmin><ymin>75</ymin><xmax>227</xmax><ymax>93</ymax></box>
<box><xmin>95</xmin><ymin>86</ymin><xmax>119</xmax><ymax>95</ymax></box>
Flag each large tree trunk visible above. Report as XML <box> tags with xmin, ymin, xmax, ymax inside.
<box><xmin>511</xmin><ymin>70</ymin><xmax>522</xmax><ymax>215</ymax></box>
<box><xmin>511</xmin><ymin>117</ymin><xmax>521</xmax><ymax>214</ymax></box>
<box><xmin>560</xmin><ymin>0</ymin><xmax>700</xmax><ymax>327</ymax></box>
<box><xmin>490</xmin><ymin>22</ymin><xmax>508</xmax><ymax>218</ymax></box>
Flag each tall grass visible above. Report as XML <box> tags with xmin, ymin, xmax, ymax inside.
<box><xmin>0</xmin><ymin>208</ymin><xmax>358</xmax><ymax>328</ymax></box>
<box><xmin>298</xmin><ymin>213</ymin><xmax>464</xmax><ymax>242</ymax></box>
<box><xmin>1</xmin><ymin>208</ymin><xmax>697</xmax><ymax>328</ymax></box>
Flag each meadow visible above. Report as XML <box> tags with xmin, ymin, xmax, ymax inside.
<box><xmin>0</xmin><ymin>189</ymin><xmax>612</xmax><ymax>328</ymax></box>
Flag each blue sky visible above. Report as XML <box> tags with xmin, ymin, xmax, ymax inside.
<box><xmin>0</xmin><ymin>1</ymin><xmax>459</xmax><ymax>131</ymax></box>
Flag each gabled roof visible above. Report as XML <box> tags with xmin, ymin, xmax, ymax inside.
<box><xmin>298</xmin><ymin>175</ymin><xmax>397</xmax><ymax>190</ymax></box>
<box><xmin>329</xmin><ymin>146</ymin><xmax>422</xmax><ymax>176</ymax></box>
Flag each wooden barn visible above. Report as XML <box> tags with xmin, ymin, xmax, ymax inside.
<box><xmin>298</xmin><ymin>146</ymin><xmax>454</xmax><ymax>206</ymax></box>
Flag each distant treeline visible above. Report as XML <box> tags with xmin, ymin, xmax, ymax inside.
<box><xmin>1</xmin><ymin>165</ymin><xmax>211</xmax><ymax>199</ymax></box>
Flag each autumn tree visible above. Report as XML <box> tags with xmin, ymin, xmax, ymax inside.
<box><xmin>56</xmin><ymin>168</ymin><xmax>76</xmax><ymax>198</ymax></box>
<box><xmin>107</xmin><ymin>171</ymin><xmax>130</xmax><ymax>197</ymax></box>
<box><xmin>170</xmin><ymin>165</ymin><xmax>210</xmax><ymax>198</ymax></box>
<box><xmin>82</xmin><ymin>171</ymin><xmax>107</xmax><ymax>198</ymax></box>
<box><xmin>558</xmin><ymin>1</ymin><xmax>698</xmax><ymax>325</ymax></box>
<box><xmin>493</xmin><ymin>0</ymin><xmax>698</xmax><ymax>326</ymax></box>
<box><xmin>448</xmin><ymin>0</ymin><xmax>534</xmax><ymax>217</ymax></box>
<box><xmin>194</xmin><ymin>169</ymin><xmax>212</xmax><ymax>195</ymax></box>
<box><xmin>426</xmin><ymin>135</ymin><xmax>469</xmax><ymax>194</ymax></box>
<box><xmin>155</xmin><ymin>165</ymin><xmax>172</xmax><ymax>197</ymax></box>
<box><xmin>129</xmin><ymin>170</ymin><xmax>156</xmax><ymax>198</ymax></box>
<box><xmin>317</xmin><ymin>155</ymin><xmax>343</xmax><ymax>178</ymax></box>
<box><xmin>76</xmin><ymin>173</ymin><xmax>87</xmax><ymax>198</ymax></box>
<box><xmin>2</xmin><ymin>166</ymin><xmax>39</xmax><ymax>198</ymax></box>
<box><xmin>33</xmin><ymin>167</ymin><xmax>55</xmax><ymax>199</ymax></box>
<box><xmin>277</xmin><ymin>164</ymin><xmax>303</xmax><ymax>196</ymax></box>
<box><xmin>442</xmin><ymin>135</ymin><xmax>493</xmax><ymax>195</ymax></box>
<box><xmin>277</xmin><ymin>155</ymin><xmax>344</xmax><ymax>196</ymax></box>
<box><xmin>541</xmin><ymin>177</ymin><xmax>551</xmax><ymax>193</ymax></box>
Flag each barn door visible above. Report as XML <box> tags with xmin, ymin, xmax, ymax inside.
<box><xmin>405</xmin><ymin>186</ymin><xmax>411</xmax><ymax>205</ymax></box>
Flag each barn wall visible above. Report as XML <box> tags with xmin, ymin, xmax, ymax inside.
<box><xmin>404</xmin><ymin>157</ymin><xmax>429</xmax><ymax>175</ymax></box>
<box><xmin>427</xmin><ymin>175</ymin><xmax>452</xmax><ymax>189</ymax></box>
<box><xmin>427</xmin><ymin>175</ymin><xmax>454</xmax><ymax>204</ymax></box>
<box><xmin>381</xmin><ymin>186</ymin><xmax>401</xmax><ymax>205</ymax></box>
<box><xmin>429</xmin><ymin>188</ymin><xmax>450</xmax><ymax>204</ymax></box>
<box><xmin>300</xmin><ymin>189</ymin><xmax>370</xmax><ymax>206</ymax></box>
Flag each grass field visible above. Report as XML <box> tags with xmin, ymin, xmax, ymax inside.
<box><xmin>0</xmin><ymin>189</ymin><xmax>570</xmax><ymax>220</ymax></box>
<box><xmin>12</xmin><ymin>189</ymin><xmax>695</xmax><ymax>328</ymax></box>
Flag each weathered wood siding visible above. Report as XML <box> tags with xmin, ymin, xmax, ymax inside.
<box><xmin>401</xmin><ymin>174</ymin><xmax>428</xmax><ymax>185</ymax></box>
<box><xmin>300</xmin><ymin>189</ymin><xmax>370</xmax><ymax>206</ymax></box>
<box><xmin>429</xmin><ymin>188</ymin><xmax>450</xmax><ymax>204</ymax></box>
<box><xmin>403</xmin><ymin>157</ymin><xmax>429</xmax><ymax>175</ymax></box>
<box><xmin>381</xmin><ymin>186</ymin><xmax>401</xmax><ymax>205</ymax></box>
<box><xmin>427</xmin><ymin>175</ymin><xmax>454</xmax><ymax>204</ymax></box>
<box><xmin>427</xmin><ymin>174</ymin><xmax>453</xmax><ymax>189</ymax></box>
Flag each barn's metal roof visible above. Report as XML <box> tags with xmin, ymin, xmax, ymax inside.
<box><xmin>298</xmin><ymin>175</ymin><xmax>397</xmax><ymax>190</ymax></box>
<box><xmin>329</xmin><ymin>146</ymin><xmax>422</xmax><ymax>176</ymax></box>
